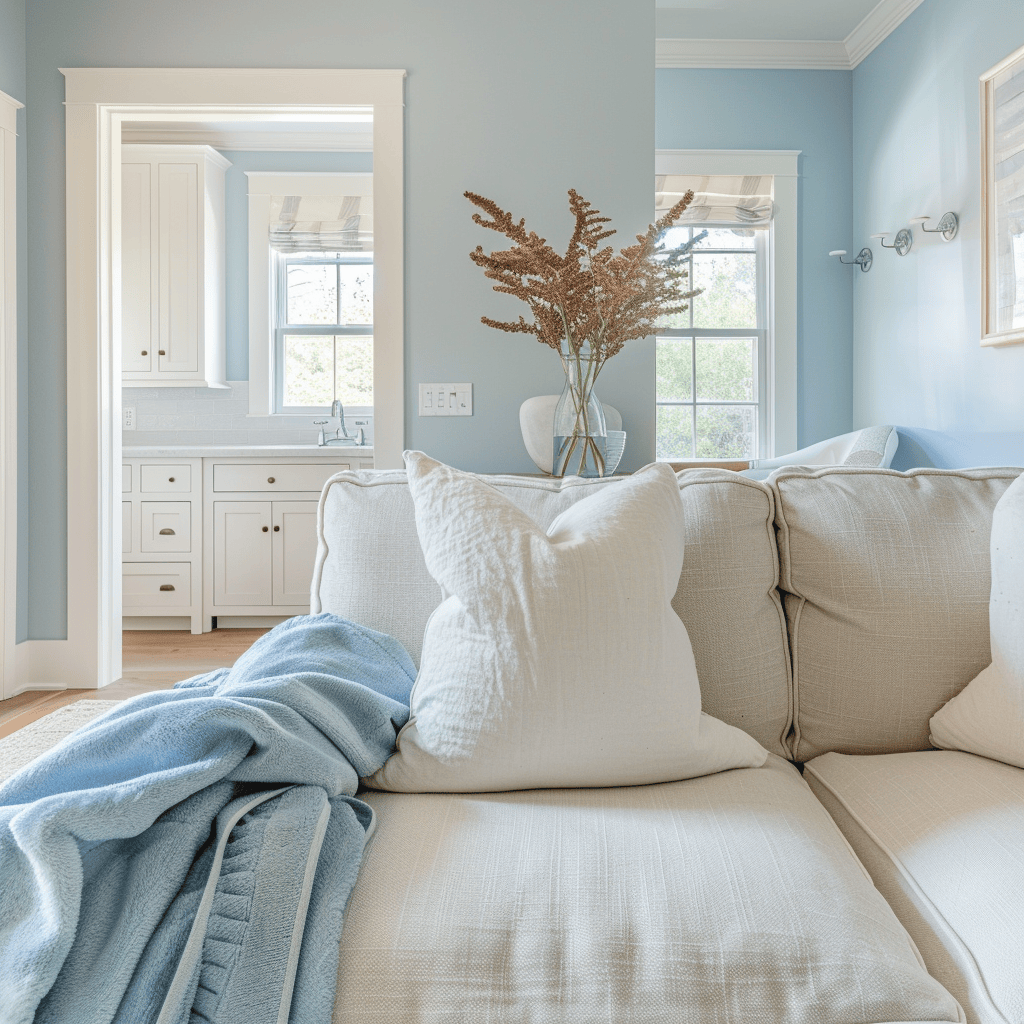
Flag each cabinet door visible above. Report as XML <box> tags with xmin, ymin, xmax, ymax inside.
<box><xmin>213</xmin><ymin>501</ymin><xmax>272</xmax><ymax>607</ymax></box>
<box><xmin>272</xmin><ymin>501</ymin><xmax>320</xmax><ymax>607</ymax></box>
<box><xmin>157</xmin><ymin>162</ymin><xmax>200</xmax><ymax>374</ymax></box>
<box><xmin>122</xmin><ymin>163</ymin><xmax>154</xmax><ymax>373</ymax></box>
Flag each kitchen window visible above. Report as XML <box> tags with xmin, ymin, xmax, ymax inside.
<box><xmin>274</xmin><ymin>251</ymin><xmax>373</xmax><ymax>414</ymax></box>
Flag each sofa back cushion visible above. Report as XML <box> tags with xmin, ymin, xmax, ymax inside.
<box><xmin>312</xmin><ymin>468</ymin><xmax>793</xmax><ymax>758</ymax></box>
<box><xmin>772</xmin><ymin>466</ymin><xmax>1020</xmax><ymax>762</ymax></box>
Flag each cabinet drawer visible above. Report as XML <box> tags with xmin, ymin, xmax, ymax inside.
<box><xmin>212</xmin><ymin>463</ymin><xmax>345</xmax><ymax>493</ymax></box>
<box><xmin>141</xmin><ymin>464</ymin><xmax>192</xmax><ymax>493</ymax></box>
<box><xmin>123</xmin><ymin>562</ymin><xmax>191</xmax><ymax>609</ymax></box>
<box><xmin>141</xmin><ymin>501</ymin><xmax>191</xmax><ymax>552</ymax></box>
<box><xmin>122</xmin><ymin>464</ymin><xmax>132</xmax><ymax>493</ymax></box>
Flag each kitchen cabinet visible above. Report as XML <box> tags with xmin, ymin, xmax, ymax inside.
<box><xmin>204</xmin><ymin>458</ymin><xmax>361</xmax><ymax>626</ymax></box>
<box><xmin>121</xmin><ymin>145</ymin><xmax>230</xmax><ymax>388</ymax></box>
<box><xmin>122</xmin><ymin>457</ymin><xmax>203</xmax><ymax>633</ymax></box>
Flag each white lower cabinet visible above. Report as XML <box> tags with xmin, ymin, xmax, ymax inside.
<box><xmin>205</xmin><ymin>459</ymin><xmax>359</xmax><ymax>626</ymax></box>
<box><xmin>122</xmin><ymin>458</ymin><xmax>203</xmax><ymax>633</ymax></box>
<box><xmin>124</xmin><ymin>454</ymin><xmax>367</xmax><ymax>632</ymax></box>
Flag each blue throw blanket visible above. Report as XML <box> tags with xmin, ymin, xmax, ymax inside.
<box><xmin>0</xmin><ymin>614</ymin><xmax>415</xmax><ymax>1024</ymax></box>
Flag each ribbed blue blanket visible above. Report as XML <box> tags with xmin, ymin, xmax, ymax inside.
<box><xmin>0</xmin><ymin>614</ymin><xmax>415</xmax><ymax>1024</ymax></box>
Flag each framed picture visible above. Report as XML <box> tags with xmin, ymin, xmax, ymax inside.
<box><xmin>981</xmin><ymin>42</ymin><xmax>1024</xmax><ymax>347</ymax></box>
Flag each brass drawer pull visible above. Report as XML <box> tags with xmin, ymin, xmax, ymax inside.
<box><xmin>159</xmin><ymin>584</ymin><xmax>175</xmax><ymax>592</ymax></box>
<box><xmin>141</xmin><ymin>349</ymin><xmax>148</xmax><ymax>356</ymax></box>
<box><xmin>159</xmin><ymin>349</ymin><xmax>166</xmax><ymax>355</ymax></box>
<box><xmin>168</xmin><ymin>477</ymin><xmax>175</xmax><ymax>483</ymax></box>
<box><xmin>267</xmin><ymin>477</ymin><xmax>275</xmax><ymax>483</ymax></box>
<box><xmin>262</xmin><ymin>526</ymin><xmax>269</xmax><ymax>532</ymax></box>
<box><xmin>274</xmin><ymin>525</ymin><xmax>280</xmax><ymax>532</ymax></box>
<box><xmin>158</xmin><ymin>527</ymin><xmax>175</xmax><ymax>535</ymax></box>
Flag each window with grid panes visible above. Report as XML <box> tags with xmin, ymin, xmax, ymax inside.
<box><xmin>274</xmin><ymin>251</ymin><xmax>373</xmax><ymax>413</ymax></box>
<box><xmin>655</xmin><ymin>225</ymin><xmax>768</xmax><ymax>461</ymax></box>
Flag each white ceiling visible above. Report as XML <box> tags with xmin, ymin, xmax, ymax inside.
<box><xmin>656</xmin><ymin>0</ymin><xmax>888</xmax><ymax>42</ymax></box>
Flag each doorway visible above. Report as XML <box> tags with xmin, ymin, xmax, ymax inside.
<box><xmin>63</xmin><ymin>68</ymin><xmax>405</xmax><ymax>688</ymax></box>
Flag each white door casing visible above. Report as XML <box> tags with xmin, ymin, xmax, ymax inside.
<box><xmin>61</xmin><ymin>68</ymin><xmax>405</xmax><ymax>688</ymax></box>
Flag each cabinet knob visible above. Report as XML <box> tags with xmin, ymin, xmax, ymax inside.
<box><xmin>158</xmin><ymin>349</ymin><xmax>166</xmax><ymax>355</ymax></box>
<box><xmin>158</xmin><ymin>527</ymin><xmax>175</xmax><ymax>535</ymax></box>
<box><xmin>141</xmin><ymin>350</ymin><xmax>147</xmax><ymax>356</ymax></box>
<box><xmin>159</xmin><ymin>584</ymin><xmax>175</xmax><ymax>592</ymax></box>
<box><xmin>273</xmin><ymin>525</ymin><xmax>280</xmax><ymax>532</ymax></box>
<box><xmin>168</xmin><ymin>477</ymin><xmax>175</xmax><ymax>483</ymax></box>
<box><xmin>267</xmin><ymin>477</ymin><xmax>275</xmax><ymax>484</ymax></box>
<box><xmin>262</xmin><ymin>526</ymin><xmax>269</xmax><ymax>532</ymax></box>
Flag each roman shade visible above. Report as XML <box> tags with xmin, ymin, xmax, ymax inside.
<box><xmin>268</xmin><ymin>194</ymin><xmax>373</xmax><ymax>253</ymax></box>
<box><xmin>655</xmin><ymin>173</ymin><xmax>775</xmax><ymax>228</ymax></box>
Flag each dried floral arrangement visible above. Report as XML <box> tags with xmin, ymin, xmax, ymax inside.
<box><xmin>464</xmin><ymin>187</ymin><xmax>698</xmax><ymax>369</ymax></box>
<box><xmin>464</xmin><ymin>187</ymin><xmax>699</xmax><ymax>476</ymax></box>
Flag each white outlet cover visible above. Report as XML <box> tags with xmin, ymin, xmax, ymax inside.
<box><xmin>123</xmin><ymin>406</ymin><xmax>137</xmax><ymax>430</ymax></box>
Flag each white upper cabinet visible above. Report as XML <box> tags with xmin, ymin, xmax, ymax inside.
<box><xmin>121</xmin><ymin>145</ymin><xmax>230</xmax><ymax>388</ymax></box>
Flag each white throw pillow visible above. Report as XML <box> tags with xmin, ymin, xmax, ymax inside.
<box><xmin>930</xmin><ymin>471</ymin><xmax>1024</xmax><ymax>767</ymax></box>
<box><xmin>365</xmin><ymin>453</ymin><xmax>767</xmax><ymax>793</ymax></box>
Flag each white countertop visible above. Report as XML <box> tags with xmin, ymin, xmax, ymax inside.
<box><xmin>122</xmin><ymin>444</ymin><xmax>375</xmax><ymax>459</ymax></box>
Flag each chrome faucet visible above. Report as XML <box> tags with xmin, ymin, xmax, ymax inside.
<box><xmin>315</xmin><ymin>401</ymin><xmax>365</xmax><ymax>446</ymax></box>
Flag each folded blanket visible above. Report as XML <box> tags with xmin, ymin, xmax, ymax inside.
<box><xmin>0</xmin><ymin>614</ymin><xmax>415</xmax><ymax>1024</ymax></box>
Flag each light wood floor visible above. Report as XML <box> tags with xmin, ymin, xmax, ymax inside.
<box><xmin>0</xmin><ymin>628</ymin><xmax>270</xmax><ymax>738</ymax></box>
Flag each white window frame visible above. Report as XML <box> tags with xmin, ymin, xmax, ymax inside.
<box><xmin>274</xmin><ymin>249</ymin><xmax>373</xmax><ymax>414</ymax></box>
<box><xmin>656</xmin><ymin>225</ymin><xmax>769</xmax><ymax>460</ymax></box>
<box><xmin>246</xmin><ymin>171</ymin><xmax>374</xmax><ymax>418</ymax></box>
<box><xmin>655</xmin><ymin>149</ymin><xmax>799</xmax><ymax>459</ymax></box>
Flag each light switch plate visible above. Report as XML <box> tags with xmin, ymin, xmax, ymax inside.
<box><xmin>419</xmin><ymin>383</ymin><xmax>473</xmax><ymax>416</ymax></box>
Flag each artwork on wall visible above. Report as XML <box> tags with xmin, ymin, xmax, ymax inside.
<box><xmin>981</xmin><ymin>42</ymin><xmax>1024</xmax><ymax>347</ymax></box>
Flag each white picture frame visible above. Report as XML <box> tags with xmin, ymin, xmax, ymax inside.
<box><xmin>981</xmin><ymin>42</ymin><xmax>1024</xmax><ymax>348</ymax></box>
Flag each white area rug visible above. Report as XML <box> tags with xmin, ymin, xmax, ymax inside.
<box><xmin>0</xmin><ymin>700</ymin><xmax>121</xmax><ymax>783</ymax></box>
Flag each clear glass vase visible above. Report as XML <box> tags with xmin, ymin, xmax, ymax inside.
<box><xmin>552</xmin><ymin>348</ymin><xmax>607</xmax><ymax>477</ymax></box>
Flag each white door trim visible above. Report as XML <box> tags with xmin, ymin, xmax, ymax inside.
<box><xmin>0</xmin><ymin>89</ymin><xmax>23</xmax><ymax>700</ymax></box>
<box><xmin>62</xmin><ymin>68</ymin><xmax>405</xmax><ymax>688</ymax></box>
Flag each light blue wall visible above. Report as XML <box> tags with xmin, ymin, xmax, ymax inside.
<box><xmin>852</xmin><ymin>0</ymin><xmax>1024</xmax><ymax>444</ymax></box>
<box><xmin>1</xmin><ymin>0</ymin><xmax>27</xmax><ymax>642</ymax></box>
<box><xmin>22</xmin><ymin>0</ymin><xmax>653</xmax><ymax>638</ymax></box>
<box><xmin>221</xmin><ymin>150</ymin><xmax>373</xmax><ymax>381</ymax></box>
<box><xmin>656</xmin><ymin>69</ymin><xmax>854</xmax><ymax>449</ymax></box>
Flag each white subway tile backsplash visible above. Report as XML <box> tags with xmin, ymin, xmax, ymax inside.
<box><xmin>121</xmin><ymin>380</ymin><xmax>373</xmax><ymax>448</ymax></box>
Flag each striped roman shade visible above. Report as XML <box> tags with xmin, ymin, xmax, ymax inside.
<box><xmin>269</xmin><ymin>194</ymin><xmax>373</xmax><ymax>253</ymax></box>
<box><xmin>655</xmin><ymin>174</ymin><xmax>774</xmax><ymax>228</ymax></box>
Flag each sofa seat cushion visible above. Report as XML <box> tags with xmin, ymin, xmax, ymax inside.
<box><xmin>805</xmin><ymin>750</ymin><xmax>1024</xmax><ymax>1024</ymax></box>
<box><xmin>313</xmin><ymin>468</ymin><xmax>792</xmax><ymax>758</ymax></box>
<box><xmin>335</xmin><ymin>755</ymin><xmax>961</xmax><ymax>1024</ymax></box>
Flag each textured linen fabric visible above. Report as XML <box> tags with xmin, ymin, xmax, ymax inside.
<box><xmin>805</xmin><ymin>750</ymin><xmax>1024</xmax><ymax>1024</ymax></box>
<box><xmin>366</xmin><ymin>454</ymin><xmax>767</xmax><ymax>792</ymax></box>
<box><xmin>312</xmin><ymin>467</ymin><xmax>792</xmax><ymax>757</ymax></box>
<box><xmin>930</xmin><ymin>472</ymin><xmax>1024</xmax><ymax>767</ymax></box>
<box><xmin>337</xmin><ymin>754</ymin><xmax>962</xmax><ymax>1024</ymax></box>
<box><xmin>771</xmin><ymin>467</ymin><xmax>1018</xmax><ymax>762</ymax></box>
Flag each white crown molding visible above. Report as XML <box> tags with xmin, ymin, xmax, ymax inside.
<box><xmin>656</xmin><ymin>0</ymin><xmax>928</xmax><ymax>70</ymax></box>
<box><xmin>845</xmin><ymin>0</ymin><xmax>926</xmax><ymax>68</ymax></box>
<box><xmin>656</xmin><ymin>38</ymin><xmax>850</xmax><ymax>70</ymax></box>
<box><xmin>0</xmin><ymin>89</ymin><xmax>24</xmax><ymax>135</ymax></box>
<box><xmin>121</xmin><ymin>127</ymin><xmax>373</xmax><ymax>152</ymax></box>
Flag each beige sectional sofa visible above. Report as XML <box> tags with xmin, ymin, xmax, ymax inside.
<box><xmin>313</xmin><ymin>464</ymin><xmax>1022</xmax><ymax>1024</ymax></box>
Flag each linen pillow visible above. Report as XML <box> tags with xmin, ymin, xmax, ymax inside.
<box><xmin>930</xmin><ymin>471</ymin><xmax>1024</xmax><ymax>767</ymax></box>
<box><xmin>365</xmin><ymin>453</ymin><xmax>767</xmax><ymax>793</ymax></box>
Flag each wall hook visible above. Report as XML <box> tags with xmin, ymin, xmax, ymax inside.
<box><xmin>910</xmin><ymin>213</ymin><xmax>959</xmax><ymax>241</ymax></box>
<box><xmin>870</xmin><ymin>229</ymin><xmax>913</xmax><ymax>256</ymax></box>
<box><xmin>829</xmin><ymin>248</ymin><xmax>873</xmax><ymax>272</ymax></box>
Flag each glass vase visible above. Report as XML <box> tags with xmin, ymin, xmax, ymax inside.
<box><xmin>552</xmin><ymin>348</ymin><xmax>607</xmax><ymax>477</ymax></box>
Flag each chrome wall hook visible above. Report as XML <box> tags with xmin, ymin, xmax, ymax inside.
<box><xmin>910</xmin><ymin>213</ymin><xmax>959</xmax><ymax>241</ymax></box>
<box><xmin>829</xmin><ymin>248</ymin><xmax>873</xmax><ymax>272</ymax></box>
<box><xmin>871</xmin><ymin>229</ymin><xmax>913</xmax><ymax>256</ymax></box>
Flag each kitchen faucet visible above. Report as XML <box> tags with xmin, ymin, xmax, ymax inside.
<box><xmin>315</xmin><ymin>399</ymin><xmax>365</xmax><ymax>446</ymax></box>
